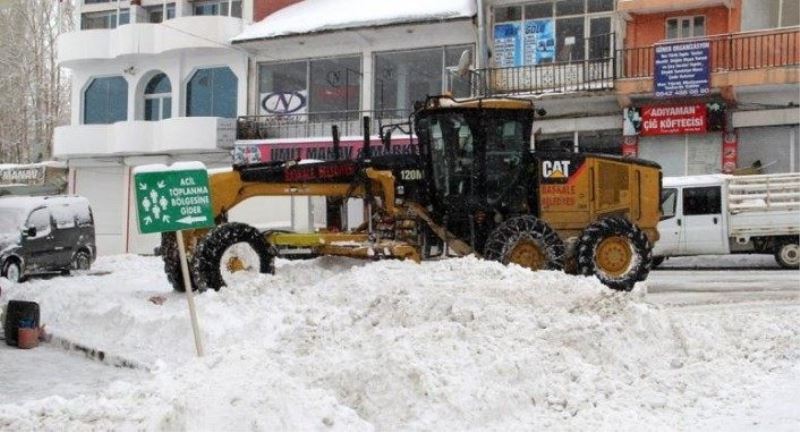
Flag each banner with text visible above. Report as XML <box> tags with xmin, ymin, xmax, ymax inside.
<box><xmin>654</xmin><ymin>40</ymin><xmax>710</xmax><ymax>97</ymax></box>
<box><xmin>233</xmin><ymin>137</ymin><xmax>416</xmax><ymax>165</ymax></box>
<box><xmin>640</xmin><ymin>104</ymin><xmax>708</xmax><ymax>136</ymax></box>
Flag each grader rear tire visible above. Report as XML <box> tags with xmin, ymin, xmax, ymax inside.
<box><xmin>484</xmin><ymin>215</ymin><xmax>565</xmax><ymax>271</ymax></box>
<box><xmin>161</xmin><ymin>232</ymin><xmax>187</xmax><ymax>292</ymax></box>
<box><xmin>191</xmin><ymin>222</ymin><xmax>275</xmax><ymax>291</ymax></box>
<box><xmin>576</xmin><ymin>217</ymin><xmax>651</xmax><ymax>291</ymax></box>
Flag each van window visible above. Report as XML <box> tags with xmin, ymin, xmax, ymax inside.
<box><xmin>683</xmin><ymin>186</ymin><xmax>721</xmax><ymax>215</ymax></box>
<box><xmin>51</xmin><ymin>205</ymin><xmax>77</xmax><ymax>229</ymax></box>
<box><xmin>26</xmin><ymin>208</ymin><xmax>52</xmax><ymax>237</ymax></box>
<box><xmin>661</xmin><ymin>187</ymin><xmax>677</xmax><ymax>219</ymax></box>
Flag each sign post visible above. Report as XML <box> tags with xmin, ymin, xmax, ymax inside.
<box><xmin>133</xmin><ymin>163</ymin><xmax>215</xmax><ymax>357</ymax></box>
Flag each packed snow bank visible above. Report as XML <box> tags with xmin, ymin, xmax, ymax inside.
<box><xmin>1</xmin><ymin>256</ymin><xmax>798</xmax><ymax>430</ymax></box>
<box><xmin>233</xmin><ymin>0</ymin><xmax>476</xmax><ymax>41</ymax></box>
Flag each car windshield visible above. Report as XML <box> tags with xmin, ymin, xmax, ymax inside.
<box><xmin>0</xmin><ymin>207</ymin><xmax>25</xmax><ymax>234</ymax></box>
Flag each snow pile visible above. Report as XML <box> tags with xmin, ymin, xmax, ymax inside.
<box><xmin>233</xmin><ymin>0</ymin><xmax>476</xmax><ymax>42</ymax></box>
<box><xmin>1</xmin><ymin>256</ymin><xmax>798</xmax><ymax>430</ymax></box>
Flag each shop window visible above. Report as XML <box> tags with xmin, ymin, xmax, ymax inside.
<box><xmin>81</xmin><ymin>9</ymin><xmax>129</xmax><ymax>29</ymax></box>
<box><xmin>495</xmin><ymin>6</ymin><xmax>523</xmax><ymax>22</ymax></box>
<box><xmin>587</xmin><ymin>0</ymin><xmax>614</xmax><ymax>13</ymax></box>
<box><xmin>193</xmin><ymin>0</ymin><xmax>242</xmax><ymax>18</ymax></box>
<box><xmin>374</xmin><ymin>46</ymin><xmax>472</xmax><ymax>113</ymax></box>
<box><xmin>84</xmin><ymin>76</ymin><xmax>128</xmax><ymax>124</ymax></box>
<box><xmin>186</xmin><ymin>67</ymin><xmax>237</xmax><ymax>118</ymax></box>
<box><xmin>144</xmin><ymin>73</ymin><xmax>172</xmax><ymax>121</ymax></box>
<box><xmin>259</xmin><ymin>57</ymin><xmax>361</xmax><ymax>119</ymax></box>
<box><xmin>556</xmin><ymin>0</ymin><xmax>584</xmax><ymax>16</ymax></box>
<box><xmin>536</xmin><ymin>133</ymin><xmax>574</xmax><ymax>152</ymax></box>
<box><xmin>146</xmin><ymin>3</ymin><xmax>176</xmax><ymax>23</ymax></box>
<box><xmin>579</xmin><ymin>130</ymin><xmax>622</xmax><ymax>155</ymax></box>
<box><xmin>665</xmin><ymin>16</ymin><xmax>705</xmax><ymax>40</ymax></box>
<box><xmin>683</xmin><ymin>186</ymin><xmax>722</xmax><ymax>215</ymax></box>
<box><xmin>744</xmin><ymin>0</ymin><xmax>800</xmax><ymax>29</ymax></box>
<box><xmin>492</xmin><ymin>0</ymin><xmax>613</xmax><ymax>67</ymax></box>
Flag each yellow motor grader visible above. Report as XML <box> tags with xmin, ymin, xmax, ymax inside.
<box><xmin>162</xmin><ymin>95</ymin><xmax>662</xmax><ymax>291</ymax></box>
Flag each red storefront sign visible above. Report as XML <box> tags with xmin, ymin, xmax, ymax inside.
<box><xmin>640</xmin><ymin>103</ymin><xmax>707</xmax><ymax>136</ymax></box>
<box><xmin>722</xmin><ymin>132</ymin><xmax>738</xmax><ymax>173</ymax></box>
<box><xmin>622</xmin><ymin>135</ymin><xmax>639</xmax><ymax>157</ymax></box>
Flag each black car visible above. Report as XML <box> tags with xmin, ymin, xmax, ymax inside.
<box><xmin>0</xmin><ymin>196</ymin><xmax>96</xmax><ymax>282</ymax></box>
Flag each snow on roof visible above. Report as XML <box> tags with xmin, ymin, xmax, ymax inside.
<box><xmin>133</xmin><ymin>161</ymin><xmax>208</xmax><ymax>175</ymax></box>
<box><xmin>233</xmin><ymin>0</ymin><xmax>477</xmax><ymax>42</ymax></box>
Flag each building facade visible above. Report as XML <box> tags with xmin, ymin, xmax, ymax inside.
<box><xmin>55</xmin><ymin>0</ymin><xmax>799</xmax><ymax>256</ymax></box>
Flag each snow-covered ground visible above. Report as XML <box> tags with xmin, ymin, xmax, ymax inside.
<box><xmin>0</xmin><ymin>255</ymin><xmax>798</xmax><ymax>431</ymax></box>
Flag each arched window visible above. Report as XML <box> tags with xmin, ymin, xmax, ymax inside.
<box><xmin>186</xmin><ymin>67</ymin><xmax>237</xmax><ymax>118</ymax></box>
<box><xmin>84</xmin><ymin>76</ymin><xmax>128</xmax><ymax>124</ymax></box>
<box><xmin>144</xmin><ymin>73</ymin><xmax>172</xmax><ymax>121</ymax></box>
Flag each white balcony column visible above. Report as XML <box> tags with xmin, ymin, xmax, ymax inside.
<box><xmin>126</xmin><ymin>72</ymin><xmax>138</xmax><ymax>123</ymax></box>
<box><xmin>130</xmin><ymin>2</ymin><xmax>146</xmax><ymax>24</ymax></box>
<box><xmin>175</xmin><ymin>0</ymin><xmax>193</xmax><ymax>18</ymax></box>
<box><xmin>361</xmin><ymin>50</ymin><xmax>373</xmax><ymax>112</ymax></box>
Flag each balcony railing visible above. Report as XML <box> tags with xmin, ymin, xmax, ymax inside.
<box><xmin>618</xmin><ymin>27</ymin><xmax>800</xmax><ymax>78</ymax></box>
<box><xmin>237</xmin><ymin>109</ymin><xmax>411</xmax><ymax>140</ymax></box>
<box><xmin>470</xmin><ymin>33</ymin><xmax>616</xmax><ymax>96</ymax></box>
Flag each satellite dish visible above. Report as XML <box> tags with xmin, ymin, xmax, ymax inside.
<box><xmin>456</xmin><ymin>49</ymin><xmax>472</xmax><ymax>77</ymax></box>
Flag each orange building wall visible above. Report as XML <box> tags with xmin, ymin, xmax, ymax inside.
<box><xmin>625</xmin><ymin>0</ymin><xmax>742</xmax><ymax>48</ymax></box>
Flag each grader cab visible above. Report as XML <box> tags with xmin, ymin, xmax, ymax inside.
<box><xmin>162</xmin><ymin>95</ymin><xmax>661</xmax><ymax>292</ymax></box>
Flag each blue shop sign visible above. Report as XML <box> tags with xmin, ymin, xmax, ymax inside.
<box><xmin>654</xmin><ymin>40</ymin><xmax>710</xmax><ymax>97</ymax></box>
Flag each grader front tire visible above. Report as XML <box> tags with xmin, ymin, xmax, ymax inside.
<box><xmin>161</xmin><ymin>232</ymin><xmax>187</xmax><ymax>292</ymax></box>
<box><xmin>484</xmin><ymin>215</ymin><xmax>565</xmax><ymax>271</ymax></box>
<box><xmin>576</xmin><ymin>217</ymin><xmax>651</xmax><ymax>291</ymax></box>
<box><xmin>191</xmin><ymin>222</ymin><xmax>275</xmax><ymax>291</ymax></box>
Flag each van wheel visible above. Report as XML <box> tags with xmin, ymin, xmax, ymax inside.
<box><xmin>576</xmin><ymin>217</ymin><xmax>651</xmax><ymax>291</ymax></box>
<box><xmin>484</xmin><ymin>215</ymin><xmax>565</xmax><ymax>271</ymax></box>
<box><xmin>775</xmin><ymin>240</ymin><xmax>800</xmax><ymax>269</ymax></box>
<box><xmin>72</xmin><ymin>250</ymin><xmax>92</xmax><ymax>271</ymax></box>
<box><xmin>191</xmin><ymin>223</ymin><xmax>275</xmax><ymax>291</ymax></box>
<box><xmin>2</xmin><ymin>260</ymin><xmax>24</xmax><ymax>283</ymax></box>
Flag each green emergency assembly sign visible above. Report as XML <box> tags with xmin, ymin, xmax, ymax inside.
<box><xmin>134</xmin><ymin>167</ymin><xmax>214</xmax><ymax>234</ymax></box>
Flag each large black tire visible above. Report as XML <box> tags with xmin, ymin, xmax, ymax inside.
<box><xmin>72</xmin><ymin>250</ymin><xmax>92</xmax><ymax>271</ymax></box>
<box><xmin>161</xmin><ymin>232</ymin><xmax>187</xmax><ymax>292</ymax></box>
<box><xmin>774</xmin><ymin>238</ymin><xmax>800</xmax><ymax>269</ymax></box>
<box><xmin>576</xmin><ymin>217</ymin><xmax>652</xmax><ymax>291</ymax></box>
<box><xmin>2</xmin><ymin>259</ymin><xmax>24</xmax><ymax>283</ymax></box>
<box><xmin>3</xmin><ymin>300</ymin><xmax>39</xmax><ymax>347</ymax></box>
<box><xmin>191</xmin><ymin>223</ymin><xmax>275</xmax><ymax>291</ymax></box>
<box><xmin>651</xmin><ymin>256</ymin><xmax>665</xmax><ymax>269</ymax></box>
<box><xmin>484</xmin><ymin>215</ymin><xmax>565</xmax><ymax>270</ymax></box>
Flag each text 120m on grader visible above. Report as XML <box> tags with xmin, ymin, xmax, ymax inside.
<box><xmin>161</xmin><ymin>95</ymin><xmax>662</xmax><ymax>292</ymax></box>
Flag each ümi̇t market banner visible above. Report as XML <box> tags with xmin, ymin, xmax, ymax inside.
<box><xmin>640</xmin><ymin>104</ymin><xmax>708</xmax><ymax>136</ymax></box>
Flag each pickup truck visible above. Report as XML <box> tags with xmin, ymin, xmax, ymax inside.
<box><xmin>653</xmin><ymin>173</ymin><xmax>800</xmax><ymax>269</ymax></box>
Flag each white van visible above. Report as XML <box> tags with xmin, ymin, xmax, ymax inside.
<box><xmin>653</xmin><ymin>174</ymin><xmax>800</xmax><ymax>268</ymax></box>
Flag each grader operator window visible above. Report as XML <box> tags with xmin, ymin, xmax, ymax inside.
<box><xmin>429</xmin><ymin>113</ymin><xmax>476</xmax><ymax>197</ymax></box>
<box><xmin>485</xmin><ymin>117</ymin><xmax>526</xmax><ymax>202</ymax></box>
